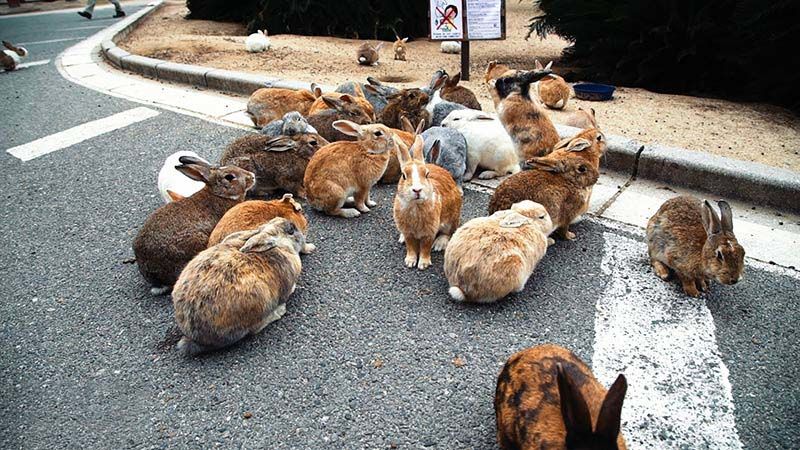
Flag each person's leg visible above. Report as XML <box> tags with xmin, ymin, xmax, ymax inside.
<box><xmin>110</xmin><ymin>0</ymin><xmax>125</xmax><ymax>16</ymax></box>
<box><xmin>83</xmin><ymin>0</ymin><xmax>97</xmax><ymax>15</ymax></box>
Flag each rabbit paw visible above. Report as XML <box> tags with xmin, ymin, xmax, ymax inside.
<box><xmin>356</xmin><ymin>204</ymin><xmax>371</xmax><ymax>213</ymax></box>
<box><xmin>417</xmin><ymin>258</ymin><xmax>432</xmax><ymax>270</ymax></box>
<box><xmin>150</xmin><ymin>286</ymin><xmax>171</xmax><ymax>296</ymax></box>
<box><xmin>433</xmin><ymin>235</ymin><xmax>450</xmax><ymax>252</ymax></box>
<box><xmin>336</xmin><ymin>208</ymin><xmax>361</xmax><ymax>219</ymax></box>
<box><xmin>302</xmin><ymin>243</ymin><xmax>317</xmax><ymax>254</ymax></box>
<box><xmin>398</xmin><ymin>233</ymin><xmax>406</xmax><ymax>244</ymax></box>
<box><xmin>404</xmin><ymin>254</ymin><xmax>417</xmax><ymax>268</ymax></box>
<box><xmin>366</xmin><ymin>199</ymin><xmax>377</xmax><ymax>207</ymax></box>
<box><xmin>478</xmin><ymin>170</ymin><xmax>499</xmax><ymax>180</ymax></box>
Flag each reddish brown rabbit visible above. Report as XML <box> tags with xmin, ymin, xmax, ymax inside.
<box><xmin>495</xmin><ymin>344</ymin><xmax>628</xmax><ymax>450</ymax></box>
<box><xmin>246</xmin><ymin>88</ymin><xmax>316</xmax><ymax>128</ymax></box>
<box><xmin>550</xmin><ymin>128</ymin><xmax>608</xmax><ymax>171</ymax></box>
<box><xmin>647</xmin><ymin>196</ymin><xmax>745</xmax><ymax>297</ymax></box>
<box><xmin>380</xmin><ymin>117</ymin><xmax>425</xmax><ymax>184</ymax></box>
<box><xmin>440</xmin><ymin>72</ymin><xmax>482</xmax><ymax>110</ymax></box>
<box><xmin>308</xmin><ymin>84</ymin><xmax>376</xmax><ymax>119</ymax></box>
<box><xmin>307</xmin><ymin>96</ymin><xmax>374</xmax><ymax>143</ymax></box>
<box><xmin>485</xmin><ymin>61</ymin><xmax>513</xmax><ymax>86</ymax></box>
<box><xmin>379</xmin><ymin>88</ymin><xmax>431</xmax><ymax>131</ymax></box>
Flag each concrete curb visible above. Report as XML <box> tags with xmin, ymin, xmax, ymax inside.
<box><xmin>100</xmin><ymin>1</ymin><xmax>799</xmax><ymax>213</ymax></box>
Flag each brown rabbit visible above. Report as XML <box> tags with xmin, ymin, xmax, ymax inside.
<box><xmin>550</xmin><ymin>128</ymin><xmax>607</xmax><ymax>171</ymax></box>
<box><xmin>535</xmin><ymin>60</ymin><xmax>571</xmax><ymax>110</ymax></box>
<box><xmin>393</xmin><ymin>36</ymin><xmax>408</xmax><ymax>61</ymax></box>
<box><xmin>564</xmin><ymin>107</ymin><xmax>598</xmax><ymax>129</ymax></box>
<box><xmin>1</xmin><ymin>40</ymin><xmax>28</xmax><ymax>71</ymax></box>
<box><xmin>440</xmin><ymin>72</ymin><xmax>482</xmax><ymax>110</ymax></box>
<box><xmin>380</xmin><ymin>88</ymin><xmax>431</xmax><ymax>130</ymax></box>
<box><xmin>357</xmin><ymin>41</ymin><xmax>385</xmax><ymax>66</ymax></box>
<box><xmin>484</xmin><ymin>61</ymin><xmax>513</xmax><ymax>86</ymax></box>
<box><xmin>307</xmin><ymin>96</ymin><xmax>374</xmax><ymax>143</ymax></box>
<box><xmin>495</xmin><ymin>344</ymin><xmax>628</xmax><ymax>450</ymax></box>
<box><xmin>207</xmin><ymin>194</ymin><xmax>314</xmax><ymax>251</ymax></box>
<box><xmin>492</xmin><ymin>69</ymin><xmax>561</xmax><ymax>160</ymax></box>
<box><xmin>647</xmin><ymin>196</ymin><xmax>745</xmax><ymax>297</ymax></box>
<box><xmin>380</xmin><ymin>117</ymin><xmax>424</xmax><ymax>184</ymax></box>
<box><xmin>393</xmin><ymin>136</ymin><xmax>462</xmax><ymax>270</ymax></box>
<box><xmin>219</xmin><ymin>133</ymin><xmax>328</xmax><ymax>198</ymax></box>
<box><xmin>173</xmin><ymin>218</ymin><xmax>306</xmax><ymax>355</ymax></box>
<box><xmin>489</xmin><ymin>154</ymin><xmax>599</xmax><ymax>240</ymax></box>
<box><xmin>308</xmin><ymin>85</ymin><xmax>376</xmax><ymax>119</ymax></box>
<box><xmin>246</xmin><ymin>88</ymin><xmax>317</xmax><ymax>128</ymax></box>
<box><xmin>132</xmin><ymin>157</ymin><xmax>255</xmax><ymax>294</ymax></box>
<box><xmin>304</xmin><ymin>121</ymin><xmax>396</xmax><ymax>218</ymax></box>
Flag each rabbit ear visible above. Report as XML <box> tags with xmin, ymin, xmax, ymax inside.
<box><xmin>339</xmin><ymin>94</ymin><xmax>355</xmax><ymax>104</ymax></box>
<box><xmin>396</xmin><ymin>138</ymin><xmax>412</xmax><ymax>165</ymax></box>
<box><xmin>311</xmin><ymin>83</ymin><xmax>323</xmax><ymax>98</ymax></box>
<box><xmin>178</xmin><ymin>155</ymin><xmax>210</xmax><ymax>167</ymax></box>
<box><xmin>429</xmin><ymin>140</ymin><xmax>441</xmax><ymax>162</ymax></box>
<box><xmin>402</xmin><ymin>37</ymin><xmax>409</xmax><ymax>43</ymax></box>
<box><xmin>499</xmin><ymin>212</ymin><xmax>532</xmax><ymax>229</ymax></box>
<box><xmin>281</xmin><ymin>193</ymin><xmax>303</xmax><ymax>211</ymax></box>
<box><xmin>264</xmin><ymin>136</ymin><xmax>295</xmax><ymax>152</ymax></box>
<box><xmin>175</xmin><ymin>163</ymin><xmax>211</xmax><ymax>183</ymax></box>
<box><xmin>718</xmin><ymin>200</ymin><xmax>734</xmax><ymax>232</ymax></box>
<box><xmin>449</xmin><ymin>72</ymin><xmax>462</xmax><ymax>86</ymax></box>
<box><xmin>166</xmin><ymin>190</ymin><xmax>185</xmax><ymax>202</ymax></box>
<box><xmin>240</xmin><ymin>234</ymin><xmax>279</xmax><ymax>254</ymax></box>
<box><xmin>400</xmin><ymin>116</ymin><xmax>415</xmax><ymax>133</ymax></box>
<box><xmin>595</xmin><ymin>374</ymin><xmax>627</xmax><ymax>443</ymax></box>
<box><xmin>410</xmin><ymin>135</ymin><xmax>425</xmax><ymax>161</ymax></box>
<box><xmin>545</xmin><ymin>61</ymin><xmax>554</xmax><ymax>70</ymax></box>
<box><xmin>353</xmin><ymin>83</ymin><xmax>366</xmax><ymax>98</ymax></box>
<box><xmin>375</xmin><ymin>42</ymin><xmax>386</xmax><ymax>51</ymax></box>
<box><xmin>367</xmin><ymin>76</ymin><xmax>382</xmax><ymax>86</ymax></box>
<box><xmin>332</xmin><ymin>120</ymin><xmax>362</xmax><ymax>137</ymax></box>
<box><xmin>431</xmin><ymin>74</ymin><xmax>447</xmax><ymax>92</ymax></box>
<box><xmin>556</xmin><ymin>364</ymin><xmax>594</xmax><ymax>438</ymax></box>
<box><xmin>701</xmin><ymin>200</ymin><xmax>722</xmax><ymax>235</ymax></box>
<box><xmin>322</xmin><ymin>96</ymin><xmax>344</xmax><ymax>110</ymax></box>
<box><xmin>526</xmin><ymin>157</ymin><xmax>564</xmax><ymax>173</ymax></box>
<box><xmin>414</xmin><ymin>118</ymin><xmax>425</xmax><ymax>135</ymax></box>
<box><xmin>567</xmin><ymin>138</ymin><xmax>592</xmax><ymax>152</ymax></box>
<box><xmin>470</xmin><ymin>113</ymin><xmax>496</xmax><ymax>122</ymax></box>
<box><xmin>534</xmin><ymin>59</ymin><xmax>543</xmax><ymax>70</ymax></box>
<box><xmin>363</xmin><ymin>84</ymin><xmax>380</xmax><ymax>95</ymax></box>
<box><xmin>590</xmin><ymin>108</ymin><xmax>596</xmax><ymax>117</ymax></box>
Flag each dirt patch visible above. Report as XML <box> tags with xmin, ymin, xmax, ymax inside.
<box><xmin>120</xmin><ymin>1</ymin><xmax>800</xmax><ymax>172</ymax></box>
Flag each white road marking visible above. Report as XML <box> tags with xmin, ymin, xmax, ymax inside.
<box><xmin>58</xmin><ymin>25</ymin><xmax>107</xmax><ymax>32</ymax></box>
<box><xmin>0</xmin><ymin>59</ymin><xmax>51</xmax><ymax>72</ymax></box>
<box><xmin>592</xmin><ymin>231</ymin><xmax>743</xmax><ymax>449</ymax></box>
<box><xmin>5</xmin><ymin>107</ymin><xmax>160</xmax><ymax>162</ymax></box>
<box><xmin>17</xmin><ymin>37</ymin><xmax>83</xmax><ymax>46</ymax></box>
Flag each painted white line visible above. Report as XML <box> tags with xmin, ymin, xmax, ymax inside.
<box><xmin>5</xmin><ymin>107</ymin><xmax>160</xmax><ymax>162</ymax></box>
<box><xmin>0</xmin><ymin>59</ymin><xmax>51</xmax><ymax>71</ymax></box>
<box><xmin>58</xmin><ymin>25</ymin><xmax>108</xmax><ymax>31</ymax></box>
<box><xmin>16</xmin><ymin>37</ymin><xmax>84</xmax><ymax>46</ymax></box>
<box><xmin>592</xmin><ymin>232</ymin><xmax>743</xmax><ymax>449</ymax></box>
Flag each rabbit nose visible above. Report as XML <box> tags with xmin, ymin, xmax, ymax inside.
<box><xmin>412</xmin><ymin>188</ymin><xmax>422</xmax><ymax>194</ymax></box>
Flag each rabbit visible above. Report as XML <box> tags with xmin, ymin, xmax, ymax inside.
<box><xmin>207</xmin><ymin>194</ymin><xmax>315</xmax><ymax>253</ymax></box>
<box><xmin>337</xmin><ymin>77</ymin><xmax>400</xmax><ymax>115</ymax></box>
<box><xmin>220</xmin><ymin>133</ymin><xmax>327</xmax><ymax>199</ymax></box>
<box><xmin>260</xmin><ymin>111</ymin><xmax>318</xmax><ymax>138</ymax></box>
<box><xmin>495</xmin><ymin>344</ymin><xmax>628</xmax><ymax>450</ymax></box>
<box><xmin>423</xmin><ymin>72</ymin><xmax>464</xmax><ymax>127</ymax></box>
<box><xmin>246</xmin><ymin>88</ymin><xmax>317</xmax><ymax>128</ymax></box>
<box><xmin>492</xmin><ymin>69</ymin><xmax>561</xmax><ymax>160</ymax></box>
<box><xmin>308</xmin><ymin>85</ymin><xmax>376</xmax><ymax>120</ymax></box>
<box><xmin>1</xmin><ymin>41</ymin><xmax>28</xmax><ymax>71</ymax></box>
<box><xmin>420</xmin><ymin>126</ymin><xmax>467</xmax><ymax>187</ymax></box>
<box><xmin>380</xmin><ymin>87</ymin><xmax>431</xmax><ymax>131</ymax></box>
<box><xmin>550</xmin><ymin>128</ymin><xmax>607</xmax><ymax>171</ymax></box>
<box><xmin>393</xmin><ymin>136</ymin><xmax>462</xmax><ymax>270</ymax></box>
<box><xmin>445</xmin><ymin>200</ymin><xmax>553</xmax><ymax>303</ymax></box>
<box><xmin>357</xmin><ymin>41</ymin><xmax>385</xmax><ymax>66</ymax></box>
<box><xmin>440</xmin><ymin>72</ymin><xmax>482</xmax><ymax>110</ymax></box>
<box><xmin>303</xmin><ymin>121</ymin><xmax>397</xmax><ymax>218</ymax></box>
<box><xmin>157</xmin><ymin>151</ymin><xmax>209</xmax><ymax>203</ymax></box>
<box><xmin>564</xmin><ymin>107</ymin><xmax>598</xmax><ymax>130</ymax></box>
<box><xmin>430</xmin><ymin>100</ymin><xmax>466</xmax><ymax>127</ymax></box>
<box><xmin>535</xmin><ymin>60</ymin><xmax>571</xmax><ymax>110</ymax></box>
<box><xmin>173</xmin><ymin>218</ymin><xmax>306</xmax><ymax>356</ymax></box>
<box><xmin>133</xmin><ymin>157</ymin><xmax>255</xmax><ymax>294</ymax></box>
<box><xmin>484</xmin><ymin>61</ymin><xmax>513</xmax><ymax>86</ymax></box>
<box><xmin>440</xmin><ymin>41</ymin><xmax>461</xmax><ymax>54</ymax></box>
<box><xmin>647</xmin><ymin>196</ymin><xmax>745</xmax><ymax>297</ymax></box>
<box><xmin>307</xmin><ymin>96</ymin><xmax>375</xmax><ymax>143</ymax></box>
<box><xmin>393</xmin><ymin>36</ymin><xmax>408</xmax><ymax>61</ymax></box>
<box><xmin>244</xmin><ymin>29</ymin><xmax>271</xmax><ymax>53</ymax></box>
<box><xmin>380</xmin><ymin>118</ymin><xmax>424</xmax><ymax>184</ymax></box>
<box><xmin>488</xmin><ymin>154</ymin><xmax>600</xmax><ymax>241</ymax></box>
<box><xmin>441</xmin><ymin>109</ymin><xmax>519</xmax><ymax>180</ymax></box>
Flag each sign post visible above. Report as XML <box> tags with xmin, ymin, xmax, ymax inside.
<box><xmin>429</xmin><ymin>0</ymin><xmax>506</xmax><ymax>81</ymax></box>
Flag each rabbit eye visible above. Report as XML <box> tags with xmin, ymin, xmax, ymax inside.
<box><xmin>597</xmin><ymin>134</ymin><xmax>603</xmax><ymax>142</ymax></box>
<box><xmin>539</xmin><ymin>215</ymin><xmax>546</xmax><ymax>219</ymax></box>
<box><xmin>716</xmin><ymin>250</ymin><xmax>724</xmax><ymax>261</ymax></box>
<box><xmin>578</xmin><ymin>166</ymin><xmax>587</xmax><ymax>173</ymax></box>
<box><xmin>309</xmin><ymin>140</ymin><xmax>318</xmax><ymax>146</ymax></box>
<box><xmin>424</xmin><ymin>170</ymin><xmax>430</xmax><ymax>178</ymax></box>
<box><xmin>401</xmin><ymin>173</ymin><xmax>407</xmax><ymax>180</ymax></box>
<box><xmin>374</xmin><ymin>131</ymin><xmax>383</xmax><ymax>137</ymax></box>
<box><xmin>224</xmin><ymin>174</ymin><xmax>236</xmax><ymax>181</ymax></box>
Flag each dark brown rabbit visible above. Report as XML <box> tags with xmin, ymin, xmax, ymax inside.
<box><xmin>220</xmin><ymin>133</ymin><xmax>328</xmax><ymax>198</ymax></box>
<box><xmin>440</xmin><ymin>72</ymin><xmax>482</xmax><ymax>110</ymax></box>
<box><xmin>647</xmin><ymin>196</ymin><xmax>745</xmax><ymax>297</ymax></box>
<box><xmin>357</xmin><ymin>42</ymin><xmax>384</xmax><ymax>66</ymax></box>
<box><xmin>495</xmin><ymin>344</ymin><xmax>628</xmax><ymax>450</ymax></box>
<box><xmin>307</xmin><ymin>96</ymin><xmax>374</xmax><ymax>143</ymax></box>
<box><xmin>132</xmin><ymin>157</ymin><xmax>255</xmax><ymax>294</ymax></box>
<box><xmin>489</xmin><ymin>154</ymin><xmax>599</xmax><ymax>240</ymax></box>
<box><xmin>379</xmin><ymin>88</ymin><xmax>431</xmax><ymax>130</ymax></box>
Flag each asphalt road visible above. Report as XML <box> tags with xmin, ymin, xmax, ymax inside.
<box><xmin>1</xmin><ymin>8</ymin><xmax>799</xmax><ymax>449</ymax></box>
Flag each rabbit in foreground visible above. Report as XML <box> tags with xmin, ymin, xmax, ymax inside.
<box><xmin>157</xmin><ymin>151</ymin><xmax>209</xmax><ymax>203</ymax></box>
<box><xmin>133</xmin><ymin>157</ymin><xmax>254</xmax><ymax>294</ymax></box>
<box><xmin>1</xmin><ymin>41</ymin><xmax>28</xmax><ymax>71</ymax></box>
<box><xmin>304</xmin><ymin>121</ymin><xmax>396</xmax><ymax>218</ymax></box>
<box><xmin>260</xmin><ymin>111</ymin><xmax>317</xmax><ymax>137</ymax></box>
<box><xmin>495</xmin><ymin>344</ymin><xmax>628</xmax><ymax>450</ymax></box>
<box><xmin>647</xmin><ymin>196</ymin><xmax>745</xmax><ymax>297</ymax></box>
<box><xmin>564</xmin><ymin>107</ymin><xmax>598</xmax><ymax>130</ymax></box>
<box><xmin>244</xmin><ymin>30</ymin><xmax>270</xmax><ymax>53</ymax></box>
<box><xmin>535</xmin><ymin>60</ymin><xmax>571</xmax><ymax>110</ymax></box>
<box><xmin>445</xmin><ymin>200</ymin><xmax>553</xmax><ymax>303</ymax></box>
<box><xmin>550</xmin><ymin>128</ymin><xmax>607</xmax><ymax>171</ymax></box>
<box><xmin>393</xmin><ymin>136</ymin><xmax>462</xmax><ymax>270</ymax></box>
<box><xmin>441</xmin><ymin>109</ymin><xmax>519</xmax><ymax>180</ymax></box>
<box><xmin>357</xmin><ymin>42</ymin><xmax>384</xmax><ymax>66</ymax></box>
<box><xmin>393</xmin><ymin>36</ymin><xmax>408</xmax><ymax>61</ymax></box>
<box><xmin>246</xmin><ymin>88</ymin><xmax>316</xmax><ymax>128</ymax></box>
<box><xmin>173</xmin><ymin>218</ymin><xmax>306</xmax><ymax>356</ymax></box>
<box><xmin>381</xmin><ymin>118</ymin><xmax>425</xmax><ymax>184</ymax></box>
<box><xmin>207</xmin><ymin>194</ymin><xmax>314</xmax><ymax>252</ymax></box>
<box><xmin>489</xmin><ymin>154</ymin><xmax>599</xmax><ymax>241</ymax></box>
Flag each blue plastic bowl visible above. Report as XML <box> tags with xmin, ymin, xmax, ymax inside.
<box><xmin>573</xmin><ymin>83</ymin><xmax>616</xmax><ymax>101</ymax></box>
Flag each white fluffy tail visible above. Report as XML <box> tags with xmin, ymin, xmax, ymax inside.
<box><xmin>449</xmin><ymin>286</ymin><xmax>466</xmax><ymax>302</ymax></box>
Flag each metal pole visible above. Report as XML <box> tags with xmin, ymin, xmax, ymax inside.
<box><xmin>461</xmin><ymin>41</ymin><xmax>470</xmax><ymax>80</ymax></box>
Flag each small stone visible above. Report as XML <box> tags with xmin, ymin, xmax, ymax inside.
<box><xmin>452</xmin><ymin>356</ymin><xmax>466</xmax><ymax>368</ymax></box>
<box><xmin>372</xmin><ymin>357</ymin><xmax>384</xmax><ymax>369</ymax></box>
<box><xmin>243</xmin><ymin>412</ymin><xmax>253</xmax><ymax>419</ymax></box>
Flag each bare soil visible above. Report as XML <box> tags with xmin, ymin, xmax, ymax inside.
<box><xmin>120</xmin><ymin>1</ymin><xmax>800</xmax><ymax>172</ymax></box>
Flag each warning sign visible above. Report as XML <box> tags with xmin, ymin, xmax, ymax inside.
<box><xmin>429</xmin><ymin>0</ymin><xmax>505</xmax><ymax>41</ymax></box>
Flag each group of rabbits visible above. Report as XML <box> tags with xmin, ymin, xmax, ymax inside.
<box><xmin>135</xmin><ymin>59</ymin><xmax>746</xmax><ymax>449</ymax></box>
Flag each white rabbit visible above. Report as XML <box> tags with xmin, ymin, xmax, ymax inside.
<box><xmin>440</xmin><ymin>41</ymin><xmax>461</xmax><ymax>54</ymax></box>
<box><xmin>245</xmin><ymin>30</ymin><xmax>271</xmax><ymax>53</ymax></box>
<box><xmin>441</xmin><ymin>109</ymin><xmax>520</xmax><ymax>180</ymax></box>
<box><xmin>158</xmin><ymin>151</ymin><xmax>210</xmax><ymax>203</ymax></box>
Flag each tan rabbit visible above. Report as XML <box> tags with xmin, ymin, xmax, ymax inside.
<box><xmin>535</xmin><ymin>60</ymin><xmax>571</xmax><ymax>110</ymax></box>
<box><xmin>393</xmin><ymin>36</ymin><xmax>408</xmax><ymax>61</ymax></box>
<box><xmin>484</xmin><ymin>61</ymin><xmax>513</xmax><ymax>86</ymax></box>
<box><xmin>304</xmin><ymin>121</ymin><xmax>396</xmax><ymax>218</ymax></box>
<box><xmin>550</xmin><ymin>128</ymin><xmax>607</xmax><ymax>171</ymax></box>
<box><xmin>495</xmin><ymin>344</ymin><xmax>628</xmax><ymax>450</ymax></box>
<box><xmin>647</xmin><ymin>196</ymin><xmax>745</xmax><ymax>297</ymax></box>
<box><xmin>445</xmin><ymin>200</ymin><xmax>553</xmax><ymax>303</ymax></box>
<box><xmin>133</xmin><ymin>157</ymin><xmax>255</xmax><ymax>294</ymax></box>
<box><xmin>393</xmin><ymin>136</ymin><xmax>462</xmax><ymax>270</ymax></box>
<box><xmin>492</xmin><ymin>69</ymin><xmax>561</xmax><ymax>160</ymax></box>
<box><xmin>247</xmin><ymin>88</ymin><xmax>317</xmax><ymax>128</ymax></box>
<box><xmin>564</xmin><ymin>107</ymin><xmax>598</xmax><ymax>129</ymax></box>
<box><xmin>308</xmin><ymin>84</ymin><xmax>376</xmax><ymax>119</ymax></box>
<box><xmin>380</xmin><ymin>117</ymin><xmax>424</xmax><ymax>184</ymax></box>
<box><xmin>173</xmin><ymin>218</ymin><xmax>306</xmax><ymax>355</ymax></box>
<box><xmin>207</xmin><ymin>194</ymin><xmax>314</xmax><ymax>252</ymax></box>
<box><xmin>489</xmin><ymin>154</ymin><xmax>599</xmax><ymax>240</ymax></box>
<box><xmin>357</xmin><ymin>41</ymin><xmax>385</xmax><ymax>66</ymax></box>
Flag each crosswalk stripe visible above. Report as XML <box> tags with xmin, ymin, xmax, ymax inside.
<box><xmin>5</xmin><ymin>107</ymin><xmax>160</xmax><ymax>162</ymax></box>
